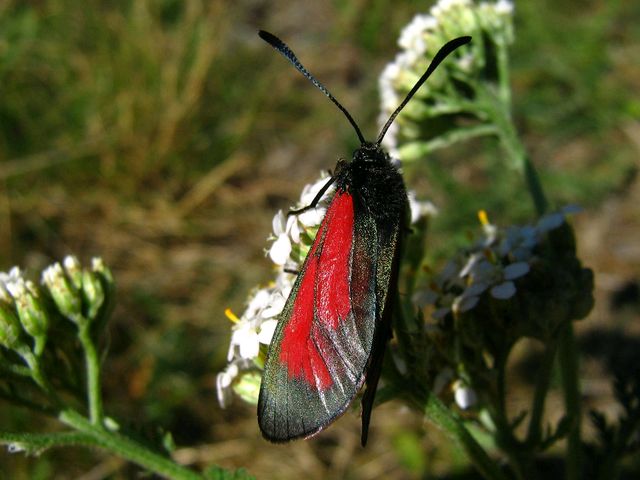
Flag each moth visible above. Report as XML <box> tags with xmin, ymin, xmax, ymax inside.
<box><xmin>257</xmin><ymin>30</ymin><xmax>471</xmax><ymax>446</ymax></box>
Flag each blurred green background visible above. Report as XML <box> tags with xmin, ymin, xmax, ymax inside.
<box><xmin>0</xmin><ymin>0</ymin><xmax>638</xmax><ymax>478</ymax></box>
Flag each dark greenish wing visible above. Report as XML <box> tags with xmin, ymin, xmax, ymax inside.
<box><xmin>258</xmin><ymin>191</ymin><xmax>378</xmax><ymax>442</ymax></box>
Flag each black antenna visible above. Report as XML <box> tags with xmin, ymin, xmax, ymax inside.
<box><xmin>376</xmin><ymin>35</ymin><xmax>472</xmax><ymax>146</ymax></box>
<box><xmin>259</xmin><ymin>30</ymin><xmax>367</xmax><ymax>145</ymax></box>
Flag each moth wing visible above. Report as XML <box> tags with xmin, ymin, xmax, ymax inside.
<box><xmin>258</xmin><ymin>191</ymin><xmax>378</xmax><ymax>442</ymax></box>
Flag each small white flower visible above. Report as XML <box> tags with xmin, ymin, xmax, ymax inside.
<box><xmin>494</xmin><ymin>0</ymin><xmax>514</xmax><ymax>16</ymax></box>
<box><xmin>216</xmin><ymin>363</ymin><xmax>239</xmax><ymax>407</ymax></box>
<box><xmin>63</xmin><ymin>255</ymin><xmax>81</xmax><ymax>271</ymax></box>
<box><xmin>245</xmin><ymin>288</ymin><xmax>272</xmax><ymax>320</ymax></box>
<box><xmin>7</xmin><ymin>443</ymin><xmax>26</xmax><ymax>454</ymax></box>
<box><xmin>231</xmin><ymin>324</ymin><xmax>260</xmax><ymax>360</ymax></box>
<box><xmin>454</xmin><ymin>382</ymin><xmax>477</xmax><ymax>410</ymax></box>
<box><xmin>408</xmin><ymin>191</ymin><xmax>438</xmax><ymax>224</ymax></box>
<box><xmin>398</xmin><ymin>14</ymin><xmax>436</xmax><ymax>56</ymax></box>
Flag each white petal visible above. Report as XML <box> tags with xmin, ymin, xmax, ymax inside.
<box><xmin>286</xmin><ymin>215</ymin><xmax>301</xmax><ymax>244</ymax></box>
<box><xmin>299</xmin><ymin>177</ymin><xmax>329</xmax><ymax>206</ymax></box>
<box><xmin>237</xmin><ymin>330</ymin><xmax>260</xmax><ymax>359</ymax></box>
<box><xmin>503</xmin><ymin>262</ymin><xmax>530</xmax><ymax>280</ymax></box>
<box><xmin>453</xmin><ymin>294</ymin><xmax>480</xmax><ymax>313</ymax></box>
<box><xmin>490</xmin><ymin>281</ymin><xmax>516</xmax><ymax>299</ymax></box>
<box><xmin>537</xmin><ymin>213</ymin><xmax>564</xmax><ymax>233</ymax></box>
<box><xmin>459</xmin><ymin>253</ymin><xmax>483</xmax><ymax>277</ymax></box>
<box><xmin>262</xmin><ymin>295</ymin><xmax>286</xmax><ymax>318</ymax></box>
<box><xmin>258</xmin><ymin>319</ymin><xmax>278</xmax><ymax>345</ymax></box>
<box><xmin>408</xmin><ymin>191</ymin><xmax>438</xmax><ymax>224</ymax></box>
<box><xmin>461</xmin><ymin>281</ymin><xmax>489</xmax><ymax>298</ymax></box>
<box><xmin>245</xmin><ymin>289</ymin><xmax>272</xmax><ymax>319</ymax></box>
<box><xmin>272</xmin><ymin>210</ymin><xmax>286</xmax><ymax>236</ymax></box>
<box><xmin>298</xmin><ymin>208</ymin><xmax>325</xmax><ymax>228</ymax></box>
<box><xmin>268</xmin><ymin>234</ymin><xmax>292</xmax><ymax>266</ymax></box>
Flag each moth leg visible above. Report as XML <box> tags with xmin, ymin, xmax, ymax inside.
<box><xmin>288</xmin><ymin>176</ymin><xmax>337</xmax><ymax>216</ymax></box>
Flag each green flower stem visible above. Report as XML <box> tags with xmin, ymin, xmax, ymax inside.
<box><xmin>526</xmin><ymin>340</ymin><xmax>558</xmax><ymax>446</ymax></box>
<box><xmin>77</xmin><ymin>321</ymin><xmax>104</xmax><ymax>425</ymax></box>
<box><xmin>59</xmin><ymin>409</ymin><xmax>203</xmax><ymax>480</ymax></box>
<box><xmin>493</xmin><ymin>351</ymin><xmax>532</xmax><ymax>480</ymax></box>
<box><xmin>493</xmin><ymin>107</ymin><xmax>548</xmax><ymax>215</ymax></box>
<box><xmin>494</xmin><ymin>22</ymin><xmax>548</xmax><ymax>216</ymax></box>
<box><xmin>558</xmin><ymin>324</ymin><xmax>582</xmax><ymax>480</ymax></box>
<box><xmin>0</xmin><ymin>430</ymin><xmax>101</xmax><ymax>453</ymax></box>
<box><xmin>495</xmin><ymin>36</ymin><xmax>512</xmax><ymax>120</ymax></box>
<box><xmin>400</xmin><ymin>124</ymin><xmax>499</xmax><ymax>159</ymax></box>
<box><xmin>14</xmin><ymin>345</ymin><xmax>63</xmax><ymax>408</ymax></box>
<box><xmin>474</xmin><ymin>82</ymin><xmax>549</xmax><ymax>216</ymax></box>
<box><xmin>418</xmin><ymin>392</ymin><xmax>509</xmax><ymax>480</ymax></box>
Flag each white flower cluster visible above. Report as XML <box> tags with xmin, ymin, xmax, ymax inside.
<box><xmin>414</xmin><ymin>206</ymin><xmax>581</xmax><ymax>320</ymax></box>
<box><xmin>217</xmin><ymin>172</ymin><xmax>438</xmax><ymax>406</ymax></box>
<box><xmin>378</xmin><ymin>0</ymin><xmax>515</xmax><ymax>157</ymax></box>
<box><xmin>0</xmin><ymin>267</ymin><xmax>29</xmax><ymax>303</ymax></box>
<box><xmin>217</xmin><ymin>175</ymin><xmax>332</xmax><ymax>407</ymax></box>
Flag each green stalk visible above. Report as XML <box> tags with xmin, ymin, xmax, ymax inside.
<box><xmin>557</xmin><ymin>324</ymin><xmax>582</xmax><ymax>480</ymax></box>
<box><xmin>59</xmin><ymin>409</ymin><xmax>203</xmax><ymax>480</ymax></box>
<box><xmin>492</xmin><ymin>350</ymin><xmax>534</xmax><ymax>480</ymax></box>
<box><xmin>15</xmin><ymin>345</ymin><xmax>63</xmax><ymax>408</ymax></box>
<box><xmin>78</xmin><ymin>322</ymin><xmax>104</xmax><ymax>424</ymax></box>
<box><xmin>526</xmin><ymin>340</ymin><xmax>558</xmax><ymax>446</ymax></box>
<box><xmin>418</xmin><ymin>392</ymin><xmax>509</xmax><ymax>480</ymax></box>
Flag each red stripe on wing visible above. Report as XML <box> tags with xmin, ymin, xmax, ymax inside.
<box><xmin>279</xmin><ymin>192</ymin><xmax>354</xmax><ymax>391</ymax></box>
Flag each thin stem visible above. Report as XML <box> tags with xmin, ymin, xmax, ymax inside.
<box><xmin>476</xmin><ymin>81</ymin><xmax>549</xmax><ymax>215</ymax></box>
<box><xmin>59</xmin><ymin>409</ymin><xmax>203</xmax><ymax>480</ymax></box>
<box><xmin>493</xmin><ymin>351</ymin><xmax>530</xmax><ymax>480</ymax></box>
<box><xmin>523</xmin><ymin>157</ymin><xmax>549</xmax><ymax>215</ymax></box>
<box><xmin>15</xmin><ymin>345</ymin><xmax>64</xmax><ymax>408</ymax></box>
<box><xmin>418</xmin><ymin>392</ymin><xmax>509</xmax><ymax>480</ymax></box>
<box><xmin>526</xmin><ymin>340</ymin><xmax>558</xmax><ymax>446</ymax></box>
<box><xmin>78</xmin><ymin>322</ymin><xmax>104</xmax><ymax>424</ymax></box>
<box><xmin>495</xmin><ymin>36</ymin><xmax>512</xmax><ymax>111</ymax></box>
<box><xmin>557</xmin><ymin>324</ymin><xmax>582</xmax><ymax>480</ymax></box>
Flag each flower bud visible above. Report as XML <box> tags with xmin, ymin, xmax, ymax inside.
<box><xmin>91</xmin><ymin>257</ymin><xmax>114</xmax><ymax>285</ymax></box>
<box><xmin>41</xmin><ymin>263</ymin><xmax>83</xmax><ymax>323</ymax></box>
<box><xmin>9</xmin><ymin>280</ymin><xmax>49</xmax><ymax>342</ymax></box>
<box><xmin>232</xmin><ymin>371</ymin><xmax>261</xmax><ymax>406</ymax></box>
<box><xmin>0</xmin><ymin>302</ymin><xmax>23</xmax><ymax>350</ymax></box>
<box><xmin>82</xmin><ymin>269</ymin><xmax>105</xmax><ymax>320</ymax></box>
<box><xmin>89</xmin><ymin>257</ymin><xmax>116</xmax><ymax>333</ymax></box>
<box><xmin>63</xmin><ymin>255</ymin><xmax>83</xmax><ymax>290</ymax></box>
